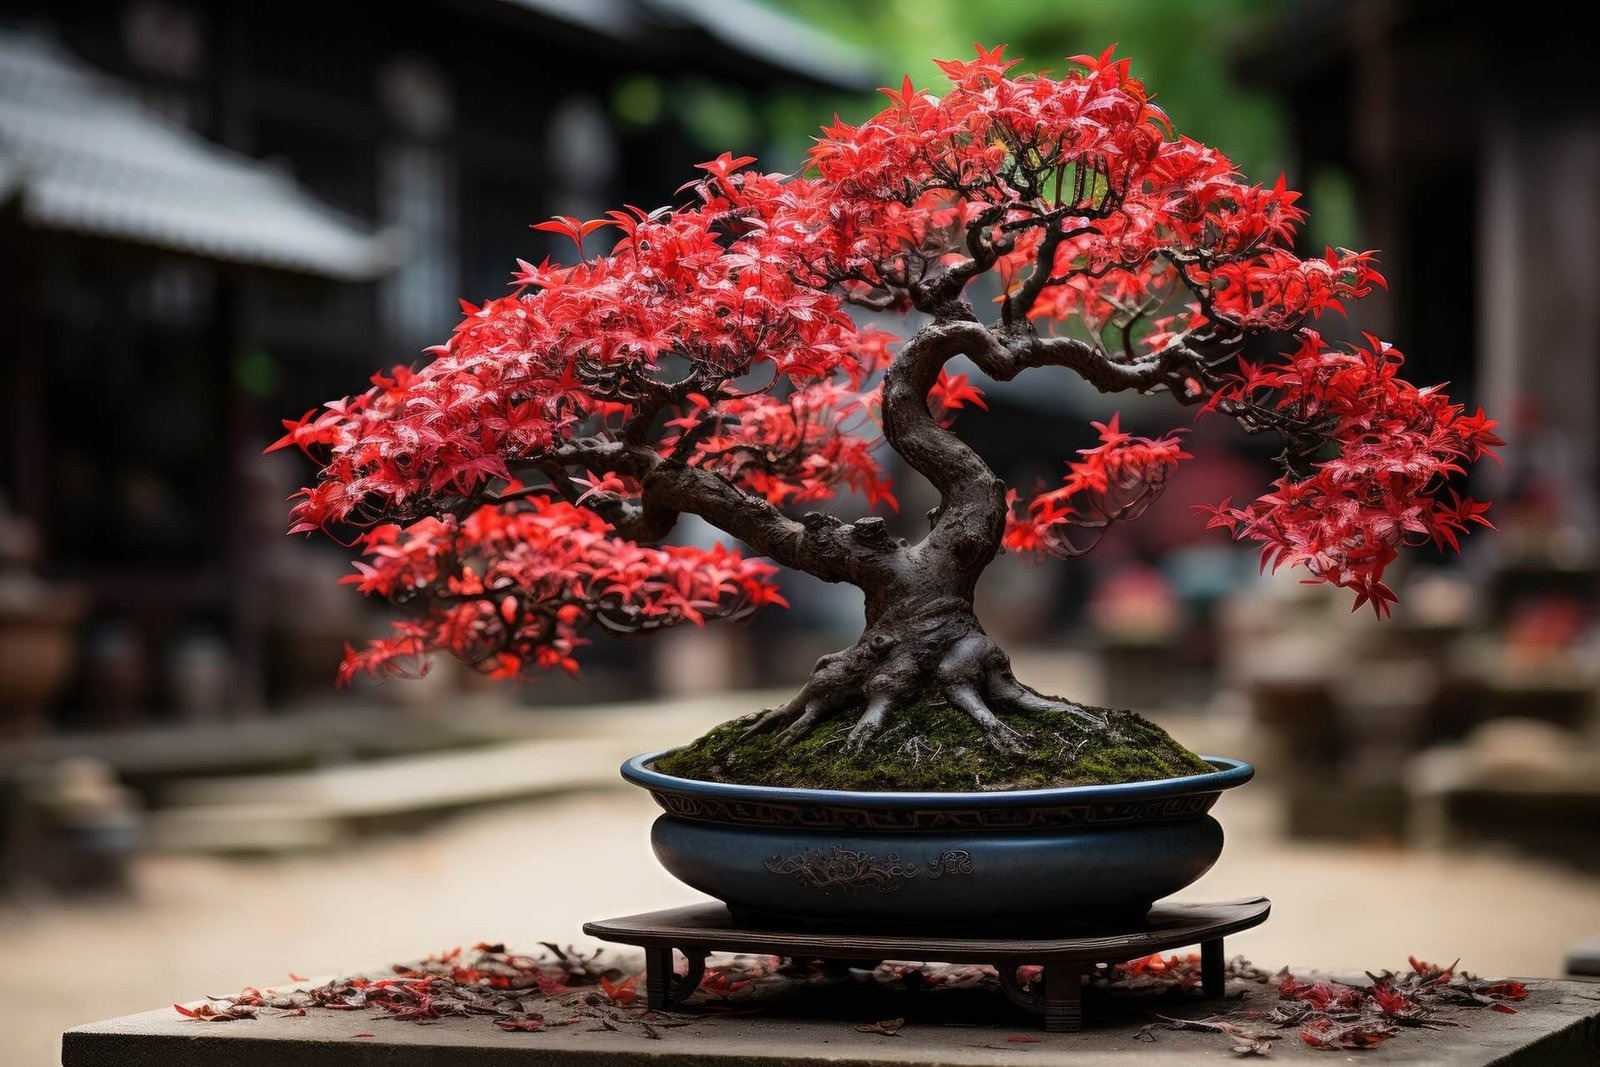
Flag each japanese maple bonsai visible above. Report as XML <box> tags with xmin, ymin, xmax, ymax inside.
<box><xmin>275</xmin><ymin>47</ymin><xmax>1498</xmax><ymax>799</ymax></box>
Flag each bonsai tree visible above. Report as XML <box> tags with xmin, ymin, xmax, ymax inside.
<box><xmin>275</xmin><ymin>47</ymin><xmax>1498</xmax><ymax>782</ymax></box>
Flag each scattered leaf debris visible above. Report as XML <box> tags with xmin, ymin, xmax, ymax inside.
<box><xmin>1140</xmin><ymin>954</ymin><xmax>1529</xmax><ymax>1053</ymax></box>
<box><xmin>173</xmin><ymin>943</ymin><xmax>1532</xmax><ymax>1054</ymax></box>
<box><xmin>172</xmin><ymin>942</ymin><xmax>762</xmax><ymax>1040</ymax></box>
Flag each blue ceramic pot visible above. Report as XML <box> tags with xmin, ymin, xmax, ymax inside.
<box><xmin>623</xmin><ymin>753</ymin><xmax>1253</xmax><ymax>932</ymax></box>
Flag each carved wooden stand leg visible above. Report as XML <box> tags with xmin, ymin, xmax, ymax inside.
<box><xmin>1201</xmin><ymin>937</ymin><xmax>1224</xmax><ymax>997</ymax></box>
<box><xmin>1041</xmin><ymin>963</ymin><xmax>1083</xmax><ymax>1033</ymax></box>
<box><xmin>997</xmin><ymin>938</ymin><xmax>1229</xmax><ymax>1033</ymax></box>
<box><xmin>997</xmin><ymin>962</ymin><xmax>1084</xmax><ymax>1033</ymax></box>
<box><xmin>644</xmin><ymin>946</ymin><xmax>707</xmax><ymax>1011</ymax></box>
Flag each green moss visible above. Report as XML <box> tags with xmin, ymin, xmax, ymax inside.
<box><xmin>654</xmin><ymin>700</ymin><xmax>1213</xmax><ymax>791</ymax></box>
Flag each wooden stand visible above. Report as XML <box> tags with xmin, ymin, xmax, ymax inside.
<box><xmin>585</xmin><ymin>896</ymin><xmax>1270</xmax><ymax>1032</ymax></box>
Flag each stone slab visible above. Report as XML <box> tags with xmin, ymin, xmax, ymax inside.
<box><xmin>62</xmin><ymin>975</ymin><xmax>1600</xmax><ymax>1065</ymax></box>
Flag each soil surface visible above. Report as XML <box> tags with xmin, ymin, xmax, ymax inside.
<box><xmin>654</xmin><ymin>701</ymin><xmax>1214</xmax><ymax>790</ymax></box>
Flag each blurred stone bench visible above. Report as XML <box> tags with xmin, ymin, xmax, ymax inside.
<box><xmin>2</xmin><ymin>690</ymin><xmax>777</xmax><ymax>855</ymax></box>
<box><xmin>1570</xmin><ymin>936</ymin><xmax>1600</xmax><ymax>978</ymax></box>
<box><xmin>1405</xmin><ymin>723</ymin><xmax>1600</xmax><ymax>869</ymax></box>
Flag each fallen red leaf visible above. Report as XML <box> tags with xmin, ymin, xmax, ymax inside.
<box><xmin>600</xmin><ymin>973</ymin><xmax>640</xmax><ymax>1006</ymax></box>
<box><xmin>495</xmin><ymin>1017</ymin><xmax>547</xmax><ymax>1031</ymax></box>
<box><xmin>1407</xmin><ymin>956</ymin><xmax>1458</xmax><ymax>986</ymax></box>
<box><xmin>173</xmin><ymin>1000</ymin><xmax>253</xmax><ymax>1022</ymax></box>
<box><xmin>699</xmin><ymin>967</ymin><xmax>750</xmax><ymax>997</ymax></box>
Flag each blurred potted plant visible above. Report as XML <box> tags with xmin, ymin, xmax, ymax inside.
<box><xmin>276</xmin><ymin>47</ymin><xmax>1499</xmax><ymax>930</ymax></box>
<box><xmin>0</xmin><ymin>498</ymin><xmax>82</xmax><ymax>737</ymax></box>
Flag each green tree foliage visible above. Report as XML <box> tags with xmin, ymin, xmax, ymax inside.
<box><xmin>768</xmin><ymin>0</ymin><xmax>1287</xmax><ymax>176</ymax></box>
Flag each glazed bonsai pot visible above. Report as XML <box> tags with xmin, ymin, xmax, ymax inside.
<box><xmin>623</xmin><ymin>752</ymin><xmax>1253</xmax><ymax>932</ymax></box>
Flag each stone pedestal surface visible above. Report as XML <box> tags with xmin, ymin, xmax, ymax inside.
<box><xmin>62</xmin><ymin>973</ymin><xmax>1600</xmax><ymax>1065</ymax></box>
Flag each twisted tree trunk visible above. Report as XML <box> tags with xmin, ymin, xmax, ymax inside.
<box><xmin>742</xmin><ymin>316</ymin><xmax>1106</xmax><ymax>752</ymax></box>
<box><xmin>558</xmin><ymin>310</ymin><xmax>1173</xmax><ymax>751</ymax></box>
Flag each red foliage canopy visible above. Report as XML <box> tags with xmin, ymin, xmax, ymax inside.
<box><xmin>275</xmin><ymin>45</ymin><xmax>1498</xmax><ymax>682</ymax></box>
<box><xmin>334</xmin><ymin>500</ymin><xmax>784</xmax><ymax>683</ymax></box>
<box><xmin>1198</xmin><ymin>331</ymin><xmax>1499</xmax><ymax>615</ymax></box>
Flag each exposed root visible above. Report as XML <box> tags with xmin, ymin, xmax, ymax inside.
<box><xmin>987</xmin><ymin>674</ymin><xmax>1106</xmax><ymax>728</ymax></box>
<box><xmin>740</xmin><ymin>692</ymin><xmax>809</xmax><ymax>737</ymax></box>
<box><xmin>944</xmin><ymin>681</ymin><xmax>1030</xmax><ymax>754</ymax></box>
<box><xmin>776</xmin><ymin>700</ymin><xmax>833</xmax><ymax>744</ymax></box>
<box><xmin>745</xmin><ymin>612</ymin><xmax>1112</xmax><ymax>754</ymax></box>
<box><xmin>896</xmin><ymin>734</ymin><xmax>944</xmax><ymax>769</ymax></box>
<box><xmin>843</xmin><ymin>694</ymin><xmax>891</xmax><ymax>754</ymax></box>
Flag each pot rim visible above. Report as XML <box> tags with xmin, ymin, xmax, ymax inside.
<box><xmin>623</xmin><ymin>751</ymin><xmax>1253</xmax><ymax>808</ymax></box>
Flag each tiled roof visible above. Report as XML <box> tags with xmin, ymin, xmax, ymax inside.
<box><xmin>506</xmin><ymin>0</ymin><xmax>879</xmax><ymax>91</ymax></box>
<box><xmin>650</xmin><ymin>0</ymin><xmax>878</xmax><ymax>92</ymax></box>
<box><xmin>0</xmin><ymin>30</ymin><xmax>402</xmax><ymax>280</ymax></box>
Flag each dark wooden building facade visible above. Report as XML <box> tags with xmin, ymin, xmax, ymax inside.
<box><xmin>1239</xmin><ymin>0</ymin><xmax>1600</xmax><ymax>529</ymax></box>
<box><xmin>0</xmin><ymin>0</ymin><xmax>872</xmax><ymax>720</ymax></box>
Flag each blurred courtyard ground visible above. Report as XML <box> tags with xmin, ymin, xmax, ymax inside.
<box><xmin>4</xmin><ymin>652</ymin><xmax>1598</xmax><ymax>1066</ymax></box>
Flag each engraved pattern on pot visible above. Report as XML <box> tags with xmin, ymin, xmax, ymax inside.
<box><xmin>922</xmin><ymin>849</ymin><xmax>974</xmax><ymax>879</ymax></box>
<box><xmin>763</xmin><ymin>846</ymin><xmax>975</xmax><ymax>893</ymax></box>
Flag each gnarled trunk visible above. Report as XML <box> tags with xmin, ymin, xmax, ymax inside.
<box><xmin>745</xmin><ymin>580</ymin><xmax>1103</xmax><ymax>753</ymax></box>
<box><xmin>742</xmin><ymin>318</ymin><xmax>1116</xmax><ymax>752</ymax></box>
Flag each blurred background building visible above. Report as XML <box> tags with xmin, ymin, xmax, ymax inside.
<box><xmin>0</xmin><ymin>2</ymin><xmax>1597</xmax><ymax>1063</ymax></box>
<box><xmin>0</xmin><ymin>0</ymin><xmax>874</xmax><ymax>725</ymax></box>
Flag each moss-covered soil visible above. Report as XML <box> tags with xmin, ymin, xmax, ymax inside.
<box><xmin>653</xmin><ymin>700</ymin><xmax>1213</xmax><ymax>791</ymax></box>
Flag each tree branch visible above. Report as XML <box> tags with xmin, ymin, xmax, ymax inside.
<box><xmin>1001</xmin><ymin>224</ymin><xmax>1097</xmax><ymax>324</ymax></box>
<box><xmin>882</xmin><ymin>318</ymin><xmax>1234</xmax><ymax>570</ymax></box>
<box><xmin>501</xmin><ymin>437</ymin><xmax>886</xmax><ymax>587</ymax></box>
<box><xmin>622</xmin><ymin>369</ymin><xmax>711</xmax><ymax>446</ymax></box>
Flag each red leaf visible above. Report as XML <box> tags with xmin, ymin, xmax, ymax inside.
<box><xmin>600</xmin><ymin>973</ymin><xmax>641</xmax><ymax>1005</ymax></box>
